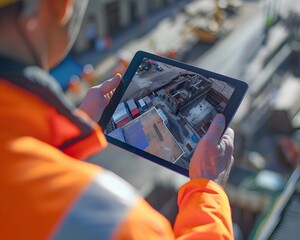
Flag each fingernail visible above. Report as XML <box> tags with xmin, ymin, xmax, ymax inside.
<box><xmin>115</xmin><ymin>73</ymin><xmax>122</xmax><ymax>79</ymax></box>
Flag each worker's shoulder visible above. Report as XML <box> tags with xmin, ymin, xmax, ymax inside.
<box><xmin>1</xmin><ymin>136</ymin><xmax>101</xmax><ymax>186</ymax></box>
<box><xmin>0</xmin><ymin>136</ymin><xmax>105</xmax><ymax>240</ymax></box>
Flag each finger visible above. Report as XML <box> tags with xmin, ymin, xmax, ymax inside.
<box><xmin>109</xmin><ymin>89</ymin><xmax>115</xmax><ymax>98</ymax></box>
<box><xmin>205</xmin><ymin>114</ymin><xmax>225</xmax><ymax>142</ymax></box>
<box><xmin>222</xmin><ymin>127</ymin><xmax>234</xmax><ymax>142</ymax></box>
<box><xmin>220</xmin><ymin>136</ymin><xmax>234</xmax><ymax>156</ymax></box>
<box><xmin>220</xmin><ymin>128</ymin><xmax>235</xmax><ymax>158</ymax></box>
<box><xmin>105</xmin><ymin>90</ymin><xmax>114</xmax><ymax>100</ymax></box>
<box><xmin>99</xmin><ymin>73</ymin><xmax>122</xmax><ymax>93</ymax></box>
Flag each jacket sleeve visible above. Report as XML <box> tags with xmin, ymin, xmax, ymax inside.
<box><xmin>113</xmin><ymin>178</ymin><xmax>233</xmax><ymax>240</ymax></box>
<box><xmin>49</xmin><ymin>171</ymin><xmax>233</xmax><ymax>240</ymax></box>
<box><xmin>173</xmin><ymin>178</ymin><xmax>233</xmax><ymax>240</ymax></box>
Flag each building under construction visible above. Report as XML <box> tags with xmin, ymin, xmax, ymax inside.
<box><xmin>158</xmin><ymin>73</ymin><xmax>213</xmax><ymax>114</ymax></box>
<box><xmin>206</xmin><ymin>80</ymin><xmax>235</xmax><ymax>112</ymax></box>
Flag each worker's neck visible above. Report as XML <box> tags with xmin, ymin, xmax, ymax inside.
<box><xmin>0</xmin><ymin>26</ymin><xmax>39</xmax><ymax>67</ymax></box>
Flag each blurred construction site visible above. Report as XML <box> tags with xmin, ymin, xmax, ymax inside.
<box><xmin>50</xmin><ymin>0</ymin><xmax>300</xmax><ymax>239</ymax></box>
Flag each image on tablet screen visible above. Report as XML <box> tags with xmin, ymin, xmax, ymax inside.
<box><xmin>105</xmin><ymin>58</ymin><xmax>235</xmax><ymax>170</ymax></box>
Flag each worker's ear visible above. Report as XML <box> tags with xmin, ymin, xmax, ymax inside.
<box><xmin>48</xmin><ymin>0</ymin><xmax>74</xmax><ymax>25</ymax></box>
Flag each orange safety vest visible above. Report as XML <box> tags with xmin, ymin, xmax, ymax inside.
<box><xmin>0</xmin><ymin>56</ymin><xmax>233</xmax><ymax>239</ymax></box>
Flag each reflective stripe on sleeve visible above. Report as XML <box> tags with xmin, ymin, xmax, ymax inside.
<box><xmin>53</xmin><ymin>170</ymin><xmax>139</xmax><ymax>240</ymax></box>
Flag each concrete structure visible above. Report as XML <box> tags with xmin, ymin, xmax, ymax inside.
<box><xmin>74</xmin><ymin>0</ymin><xmax>182</xmax><ymax>52</ymax></box>
<box><xmin>118</xmin><ymin>107</ymin><xmax>184</xmax><ymax>163</ymax></box>
<box><xmin>157</xmin><ymin>108</ymin><xmax>169</xmax><ymax>125</ymax></box>
<box><xmin>123</xmin><ymin>120</ymin><xmax>149</xmax><ymax>150</ymax></box>
<box><xmin>107</xmin><ymin>128</ymin><xmax>125</xmax><ymax>142</ymax></box>
<box><xmin>160</xmin><ymin>74</ymin><xmax>212</xmax><ymax>114</ymax></box>
<box><xmin>267</xmin><ymin>76</ymin><xmax>300</xmax><ymax>134</ymax></box>
<box><xmin>206</xmin><ymin>80</ymin><xmax>235</xmax><ymax>112</ymax></box>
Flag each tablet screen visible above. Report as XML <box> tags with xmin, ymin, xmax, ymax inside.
<box><xmin>104</xmin><ymin>57</ymin><xmax>235</xmax><ymax>170</ymax></box>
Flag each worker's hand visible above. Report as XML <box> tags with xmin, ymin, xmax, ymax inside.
<box><xmin>189</xmin><ymin>114</ymin><xmax>234</xmax><ymax>188</ymax></box>
<box><xmin>78</xmin><ymin>74</ymin><xmax>122</xmax><ymax>122</ymax></box>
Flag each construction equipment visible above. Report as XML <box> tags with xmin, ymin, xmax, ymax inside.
<box><xmin>184</xmin><ymin>0</ymin><xmax>236</xmax><ymax>43</ymax></box>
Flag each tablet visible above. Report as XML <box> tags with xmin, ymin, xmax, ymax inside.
<box><xmin>99</xmin><ymin>51</ymin><xmax>248</xmax><ymax>176</ymax></box>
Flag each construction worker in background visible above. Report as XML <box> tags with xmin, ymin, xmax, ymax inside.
<box><xmin>0</xmin><ymin>0</ymin><xmax>235</xmax><ymax>239</ymax></box>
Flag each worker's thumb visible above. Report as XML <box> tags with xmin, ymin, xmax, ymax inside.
<box><xmin>205</xmin><ymin>114</ymin><xmax>225</xmax><ymax>142</ymax></box>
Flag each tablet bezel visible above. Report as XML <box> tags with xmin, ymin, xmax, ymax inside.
<box><xmin>99</xmin><ymin>50</ymin><xmax>248</xmax><ymax>176</ymax></box>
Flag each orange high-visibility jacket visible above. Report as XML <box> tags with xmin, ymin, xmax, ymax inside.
<box><xmin>0</xmin><ymin>56</ymin><xmax>233</xmax><ymax>240</ymax></box>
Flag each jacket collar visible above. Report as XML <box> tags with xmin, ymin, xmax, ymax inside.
<box><xmin>0</xmin><ymin>55</ymin><xmax>107</xmax><ymax>159</ymax></box>
<box><xmin>0</xmin><ymin>55</ymin><xmax>74</xmax><ymax>109</ymax></box>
